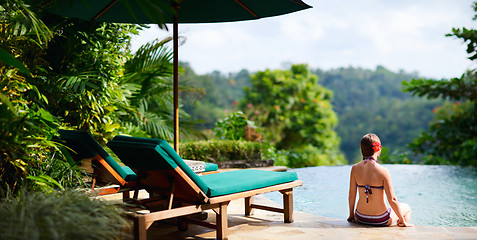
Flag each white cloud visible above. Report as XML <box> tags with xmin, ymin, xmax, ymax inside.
<box><xmin>130</xmin><ymin>0</ymin><xmax>476</xmax><ymax>79</ymax></box>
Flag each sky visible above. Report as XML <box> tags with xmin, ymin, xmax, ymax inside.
<box><xmin>130</xmin><ymin>0</ymin><xmax>476</xmax><ymax>79</ymax></box>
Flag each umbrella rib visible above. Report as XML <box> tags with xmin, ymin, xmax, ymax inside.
<box><xmin>234</xmin><ymin>0</ymin><xmax>259</xmax><ymax>18</ymax></box>
<box><xmin>92</xmin><ymin>0</ymin><xmax>119</xmax><ymax>21</ymax></box>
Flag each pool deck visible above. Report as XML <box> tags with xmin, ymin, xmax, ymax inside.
<box><xmin>122</xmin><ymin>195</ymin><xmax>477</xmax><ymax>240</ymax></box>
<box><xmin>100</xmin><ymin>167</ymin><xmax>477</xmax><ymax>240</ymax></box>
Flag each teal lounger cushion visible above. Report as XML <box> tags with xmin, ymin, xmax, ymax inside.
<box><xmin>58</xmin><ymin>130</ymin><xmax>137</xmax><ymax>182</ymax></box>
<box><xmin>111</xmin><ymin>135</ymin><xmax>219</xmax><ymax>172</ymax></box>
<box><xmin>200</xmin><ymin>170</ymin><xmax>298</xmax><ymax>197</ymax></box>
<box><xmin>204</xmin><ymin>162</ymin><xmax>219</xmax><ymax>172</ymax></box>
<box><xmin>107</xmin><ymin>138</ymin><xmax>298</xmax><ymax>198</ymax></box>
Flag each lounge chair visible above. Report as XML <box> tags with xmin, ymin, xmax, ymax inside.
<box><xmin>107</xmin><ymin>136</ymin><xmax>303</xmax><ymax>240</ymax></box>
<box><xmin>57</xmin><ymin>130</ymin><xmax>218</xmax><ymax>198</ymax></box>
<box><xmin>58</xmin><ymin>130</ymin><xmax>138</xmax><ymax>198</ymax></box>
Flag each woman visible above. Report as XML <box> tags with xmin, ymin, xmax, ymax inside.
<box><xmin>347</xmin><ymin>133</ymin><xmax>413</xmax><ymax>227</ymax></box>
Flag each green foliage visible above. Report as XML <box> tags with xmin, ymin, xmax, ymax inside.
<box><xmin>214</xmin><ymin>111</ymin><xmax>258</xmax><ymax>140</ymax></box>
<box><xmin>0</xmin><ymin>48</ymin><xmax>30</xmax><ymax>74</ymax></box>
<box><xmin>120</xmin><ymin>37</ymin><xmax>176</xmax><ymax>140</ymax></box>
<box><xmin>285</xmin><ymin>144</ymin><xmax>346</xmax><ymax>168</ymax></box>
<box><xmin>26</xmin><ymin>175</ymin><xmax>65</xmax><ymax>193</ymax></box>
<box><xmin>261</xmin><ymin>146</ymin><xmax>288</xmax><ymax>166</ymax></box>
<box><xmin>378</xmin><ymin>147</ymin><xmax>412</xmax><ymax>164</ymax></box>
<box><xmin>402</xmin><ymin>2</ymin><xmax>477</xmax><ymax>167</ymax></box>
<box><xmin>402</xmin><ymin>75</ymin><xmax>477</xmax><ymax>102</ymax></box>
<box><xmin>406</xmin><ymin>100</ymin><xmax>477</xmax><ymax>166</ymax></box>
<box><xmin>0</xmin><ymin>190</ymin><xmax>128</xmax><ymax>240</ymax></box>
<box><xmin>179</xmin><ymin>140</ymin><xmax>264</xmax><ymax>163</ymax></box>
<box><xmin>0</xmin><ymin>86</ymin><xmax>79</xmax><ymax>193</ymax></box>
<box><xmin>239</xmin><ymin>64</ymin><xmax>345</xmax><ymax>167</ymax></box>
<box><xmin>41</xmin><ymin>20</ymin><xmax>139</xmax><ymax>142</ymax></box>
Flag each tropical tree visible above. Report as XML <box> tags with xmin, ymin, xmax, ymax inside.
<box><xmin>402</xmin><ymin>1</ymin><xmax>477</xmax><ymax>166</ymax></box>
<box><xmin>241</xmin><ymin>64</ymin><xmax>345</xmax><ymax>167</ymax></box>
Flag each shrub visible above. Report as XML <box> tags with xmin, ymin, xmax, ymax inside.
<box><xmin>180</xmin><ymin>140</ymin><xmax>264</xmax><ymax>163</ymax></box>
<box><xmin>0</xmin><ymin>190</ymin><xmax>129</xmax><ymax>240</ymax></box>
<box><xmin>286</xmin><ymin>144</ymin><xmax>347</xmax><ymax>168</ymax></box>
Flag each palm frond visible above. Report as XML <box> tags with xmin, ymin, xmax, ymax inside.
<box><xmin>1</xmin><ymin>0</ymin><xmax>53</xmax><ymax>45</ymax></box>
<box><xmin>124</xmin><ymin>37</ymin><xmax>174</xmax><ymax>79</ymax></box>
<box><xmin>57</xmin><ymin>71</ymin><xmax>101</xmax><ymax>93</ymax></box>
<box><xmin>135</xmin><ymin>99</ymin><xmax>174</xmax><ymax>140</ymax></box>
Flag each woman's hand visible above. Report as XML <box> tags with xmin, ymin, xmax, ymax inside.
<box><xmin>347</xmin><ymin>215</ymin><xmax>355</xmax><ymax>222</ymax></box>
<box><xmin>397</xmin><ymin>219</ymin><xmax>414</xmax><ymax>227</ymax></box>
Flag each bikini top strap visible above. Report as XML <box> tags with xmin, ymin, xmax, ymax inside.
<box><xmin>363</xmin><ymin>156</ymin><xmax>378</xmax><ymax>165</ymax></box>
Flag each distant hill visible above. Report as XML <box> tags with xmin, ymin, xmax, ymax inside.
<box><xmin>181</xmin><ymin>63</ymin><xmax>440</xmax><ymax>163</ymax></box>
<box><xmin>315</xmin><ymin>66</ymin><xmax>441</xmax><ymax>163</ymax></box>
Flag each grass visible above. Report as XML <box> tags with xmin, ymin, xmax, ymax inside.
<box><xmin>0</xmin><ymin>189</ymin><xmax>130</xmax><ymax>240</ymax></box>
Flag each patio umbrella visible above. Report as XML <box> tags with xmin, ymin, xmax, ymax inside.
<box><xmin>46</xmin><ymin>0</ymin><xmax>312</xmax><ymax>151</ymax></box>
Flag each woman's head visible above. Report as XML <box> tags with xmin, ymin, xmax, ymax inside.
<box><xmin>360</xmin><ymin>133</ymin><xmax>381</xmax><ymax>159</ymax></box>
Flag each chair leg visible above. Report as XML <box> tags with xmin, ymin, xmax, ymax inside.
<box><xmin>216</xmin><ymin>201</ymin><xmax>230</xmax><ymax>240</ymax></box>
<box><xmin>134</xmin><ymin>215</ymin><xmax>148</xmax><ymax>240</ymax></box>
<box><xmin>178</xmin><ymin>217</ymin><xmax>189</xmax><ymax>232</ymax></box>
<box><xmin>133</xmin><ymin>188</ymin><xmax>140</xmax><ymax>199</ymax></box>
<box><xmin>245</xmin><ymin>196</ymin><xmax>254</xmax><ymax>216</ymax></box>
<box><xmin>123</xmin><ymin>191</ymin><xmax>131</xmax><ymax>201</ymax></box>
<box><xmin>280</xmin><ymin>189</ymin><xmax>294</xmax><ymax>223</ymax></box>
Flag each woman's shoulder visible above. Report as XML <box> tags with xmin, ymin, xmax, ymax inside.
<box><xmin>376</xmin><ymin>164</ymin><xmax>391</xmax><ymax>175</ymax></box>
<box><xmin>351</xmin><ymin>161</ymin><xmax>363</xmax><ymax>169</ymax></box>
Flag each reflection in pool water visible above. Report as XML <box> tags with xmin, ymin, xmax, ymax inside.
<box><xmin>264</xmin><ymin>165</ymin><xmax>477</xmax><ymax>227</ymax></box>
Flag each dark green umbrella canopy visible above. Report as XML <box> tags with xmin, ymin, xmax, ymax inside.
<box><xmin>47</xmin><ymin>0</ymin><xmax>311</xmax><ymax>24</ymax></box>
<box><xmin>46</xmin><ymin>0</ymin><xmax>312</xmax><ymax>150</ymax></box>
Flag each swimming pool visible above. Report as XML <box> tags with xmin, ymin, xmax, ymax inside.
<box><xmin>264</xmin><ymin>165</ymin><xmax>477</xmax><ymax>227</ymax></box>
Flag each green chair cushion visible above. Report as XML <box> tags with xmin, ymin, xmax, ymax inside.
<box><xmin>200</xmin><ymin>169</ymin><xmax>298</xmax><ymax>197</ymax></box>
<box><xmin>111</xmin><ymin>135</ymin><xmax>219</xmax><ymax>173</ymax></box>
<box><xmin>58</xmin><ymin>130</ymin><xmax>137</xmax><ymax>182</ymax></box>
<box><xmin>121</xmin><ymin>166</ymin><xmax>136</xmax><ymax>177</ymax></box>
<box><xmin>205</xmin><ymin>162</ymin><xmax>219</xmax><ymax>172</ymax></box>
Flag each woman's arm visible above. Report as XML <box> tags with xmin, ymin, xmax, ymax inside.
<box><xmin>347</xmin><ymin>165</ymin><xmax>357</xmax><ymax>222</ymax></box>
<box><xmin>383</xmin><ymin>168</ymin><xmax>411</xmax><ymax>227</ymax></box>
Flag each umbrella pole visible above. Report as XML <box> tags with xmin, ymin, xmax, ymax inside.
<box><xmin>173</xmin><ymin>12</ymin><xmax>179</xmax><ymax>152</ymax></box>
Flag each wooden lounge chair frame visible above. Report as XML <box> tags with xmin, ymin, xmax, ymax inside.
<box><xmin>130</xmin><ymin>165</ymin><xmax>302</xmax><ymax>240</ymax></box>
<box><xmin>87</xmin><ymin>154</ymin><xmax>137</xmax><ymax>199</ymax></box>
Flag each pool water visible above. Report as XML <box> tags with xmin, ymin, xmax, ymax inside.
<box><xmin>264</xmin><ymin>165</ymin><xmax>477</xmax><ymax>227</ymax></box>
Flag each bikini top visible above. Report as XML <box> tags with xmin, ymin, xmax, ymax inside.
<box><xmin>358</xmin><ymin>156</ymin><xmax>384</xmax><ymax>203</ymax></box>
<box><xmin>357</xmin><ymin>184</ymin><xmax>384</xmax><ymax>203</ymax></box>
